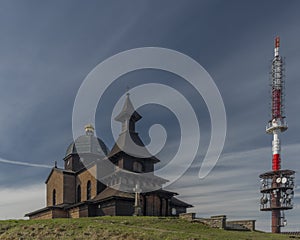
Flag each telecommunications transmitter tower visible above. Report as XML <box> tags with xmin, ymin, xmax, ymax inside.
<box><xmin>259</xmin><ymin>37</ymin><xmax>295</xmax><ymax>233</ymax></box>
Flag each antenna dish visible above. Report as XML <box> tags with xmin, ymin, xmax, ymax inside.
<box><xmin>286</xmin><ymin>189</ymin><xmax>292</xmax><ymax>194</ymax></box>
<box><xmin>276</xmin><ymin>177</ymin><xmax>282</xmax><ymax>183</ymax></box>
<box><xmin>283</xmin><ymin>219</ymin><xmax>287</xmax><ymax>226</ymax></box>
<box><xmin>261</xmin><ymin>196</ymin><xmax>268</xmax><ymax>204</ymax></box>
<box><xmin>283</xmin><ymin>194</ymin><xmax>287</xmax><ymax>199</ymax></box>
<box><xmin>282</xmin><ymin>177</ymin><xmax>287</xmax><ymax>184</ymax></box>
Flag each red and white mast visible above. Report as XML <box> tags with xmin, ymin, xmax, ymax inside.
<box><xmin>260</xmin><ymin>37</ymin><xmax>295</xmax><ymax>234</ymax></box>
<box><xmin>267</xmin><ymin>36</ymin><xmax>287</xmax><ymax>170</ymax></box>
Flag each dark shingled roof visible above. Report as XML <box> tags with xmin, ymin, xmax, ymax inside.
<box><xmin>170</xmin><ymin>197</ymin><xmax>193</xmax><ymax>208</ymax></box>
<box><xmin>108</xmin><ymin>94</ymin><xmax>159</xmax><ymax>162</ymax></box>
<box><xmin>66</xmin><ymin>134</ymin><xmax>109</xmax><ymax>157</ymax></box>
<box><xmin>107</xmin><ymin>131</ymin><xmax>159</xmax><ymax>161</ymax></box>
<box><xmin>92</xmin><ymin>187</ymin><xmax>135</xmax><ymax>202</ymax></box>
<box><xmin>114</xmin><ymin>93</ymin><xmax>142</xmax><ymax>123</ymax></box>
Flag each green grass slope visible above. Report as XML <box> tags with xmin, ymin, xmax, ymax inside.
<box><xmin>0</xmin><ymin>216</ymin><xmax>296</xmax><ymax>240</ymax></box>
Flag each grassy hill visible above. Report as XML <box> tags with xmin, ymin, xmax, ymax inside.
<box><xmin>0</xmin><ymin>216</ymin><xmax>296</xmax><ymax>240</ymax></box>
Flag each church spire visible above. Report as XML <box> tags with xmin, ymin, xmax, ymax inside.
<box><xmin>114</xmin><ymin>93</ymin><xmax>141</xmax><ymax>133</ymax></box>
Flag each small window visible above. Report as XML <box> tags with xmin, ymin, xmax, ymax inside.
<box><xmin>52</xmin><ymin>189</ymin><xmax>56</xmax><ymax>206</ymax></box>
<box><xmin>77</xmin><ymin>185</ymin><xmax>81</xmax><ymax>202</ymax></box>
<box><xmin>87</xmin><ymin>181</ymin><xmax>91</xmax><ymax>200</ymax></box>
<box><xmin>133</xmin><ymin>161</ymin><xmax>143</xmax><ymax>173</ymax></box>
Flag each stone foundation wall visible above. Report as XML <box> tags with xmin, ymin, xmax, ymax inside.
<box><xmin>226</xmin><ymin>220</ymin><xmax>256</xmax><ymax>231</ymax></box>
<box><xmin>196</xmin><ymin>215</ymin><xmax>226</xmax><ymax>229</ymax></box>
<box><xmin>179</xmin><ymin>213</ymin><xmax>255</xmax><ymax>231</ymax></box>
<box><xmin>180</xmin><ymin>213</ymin><xmax>226</xmax><ymax>229</ymax></box>
<box><xmin>179</xmin><ymin>213</ymin><xmax>195</xmax><ymax>221</ymax></box>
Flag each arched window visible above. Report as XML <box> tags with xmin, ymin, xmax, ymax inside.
<box><xmin>133</xmin><ymin>161</ymin><xmax>143</xmax><ymax>173</ymax></box>
<box><xmin>87</xmin><ymin>181</ymin><xmax>91</xmax><ymax>200</ymax></box>
<box><xmin>52</xmin><ymin>189</ymin><xmax>56</xmax><ymax>206</ymax></box>
<box><xmin>77</xmin><ymin>185</ymin><xmax>81</xmax><ymax>203</ymax></box>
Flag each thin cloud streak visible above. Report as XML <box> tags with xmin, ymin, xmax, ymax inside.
<box><xmin>0</xmin><ymin>158</ymin><xmax>52</xmax><ymax>169</ymax></box>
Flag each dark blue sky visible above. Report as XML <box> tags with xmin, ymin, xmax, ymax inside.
<box><xmin>0</xmin><ymin>0</ymin><xmax>299</xmax><ymax>232</ymax></box>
